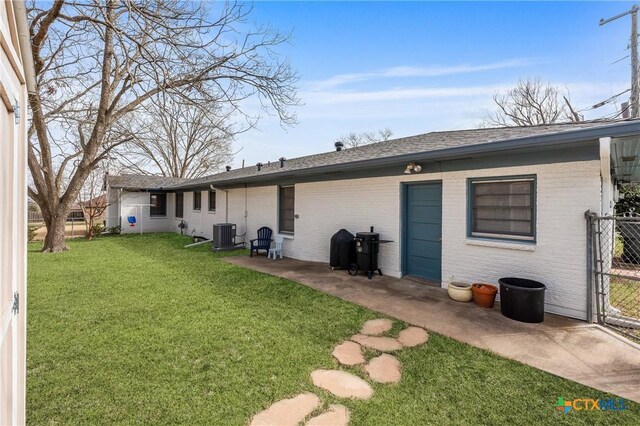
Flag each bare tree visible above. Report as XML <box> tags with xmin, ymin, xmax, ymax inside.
<box><xmin>27</xmin><ymin>0</ymin><xmax>298</xmax><ymax>252</ymax></box>
<box><xmin>76</xmin><ymin>168</ymin><xmax>108</xmax><ymax>240</ymax></box>
<box><xmin>483</xmin><ymin>78</ymin><xmax>582</xmax><ymax>127</ymax></box>
<box><xmin>116</xmin><ymin>94</ymin><xmax>233</xmax><ymax>178</ymax></box>
<box><xmin>335</xmin><ymin>128</ymin><xmax>393</xmax><ymax>149</ymax></box>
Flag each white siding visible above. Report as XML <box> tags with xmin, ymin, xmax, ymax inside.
<box><xmin>105</xmin><ymin>187</ymin><xmax>121</xmax><ymax>229</ymax></box>
<box><xmin>175</xmin><ymin>191</ymin><xmax>218</xmax><ymax>238</ymax></box>
<box><xmin>119</xmin><ymin>192</ymin><xmax>172</xmax><ymax>234</ymax></box>
<box><xmin>158</xmin><ymin>187</ymin><xmax>278</xmax><ymax>241</ymax></box>
<box><xmin>1</xmin><ymin>1</ymin><xmax>29</xmax><ymax>423</ymax></box>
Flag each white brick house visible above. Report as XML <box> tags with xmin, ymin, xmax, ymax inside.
<box><xmin>106</xmin><ymin>120</ymin><xmax>640</xmax><ymax>322</ymax></box>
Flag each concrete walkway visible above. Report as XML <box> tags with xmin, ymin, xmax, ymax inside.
<box><xmin>224</xmin><ymin>256</ymin><xmax>640</xmax><ymax>403</ymax></box>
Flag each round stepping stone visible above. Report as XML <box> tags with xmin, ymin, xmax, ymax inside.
<box><xmin>332</xmin><ymin>341</ymin><xmax>365</xmax><ymax>366</ymax></box>
<box><xmin>250</xmin><ymin>393</ymin><xmax>320</xmax><ymax>426</ymax></box>
<box><xmin>360</xmin><ymin>318</ymin><xmax>393</xmax><ymax>335</ymax></box>
<box><xmin>397</xmin><ymin>326</ymin><xmax>429</xmax><ymax>347</ymax></box>
<box><xmin>306</xmin><ymin>404</ymin><xmax>350</xmax><ymax>426</ymax></box>
<box><xmin>311</xmin><ymin>369</ymin><xmax>373</xmax><ymax>400</ymax></box>
<box><xmin>350</xmin><ymin>333</ymin><xmax>403</xmax><ymax>352</ymax></box>
<box><xmin>364</xmin><ymin>354</ymin><xmax>402</xmax><ymax>384</ymax></box>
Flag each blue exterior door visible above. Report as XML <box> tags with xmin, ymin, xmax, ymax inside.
<box><xmin>404</xmin><ymin>183</ymin><xmax>442</xmax><ymax>281</ymax></box>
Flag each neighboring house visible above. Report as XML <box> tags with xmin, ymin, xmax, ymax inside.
<box><xmin>0</xmin><ymin>1</ymin><xmax>35</xmax><ymax>424</ymax></box>
<box><xmin>71</xmin><ymin>194</ymin><xmax>108</xmax><ymax>223</ymax></box>
<box><xmin>67</xmin><ymin>203</ymin><xmax>85</xmax><ymax>221</ymax></box>
<box><xmin>106</xmin><ymin>120</ymin><xmax>640</xmax><ymax>322</ymax></box>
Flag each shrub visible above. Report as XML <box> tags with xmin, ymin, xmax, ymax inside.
<box><xmin>91</xmin><ymin>223</ymin><xmax>104</xmax><ymax>236</ymax></box>
<box><xmin>28</xmin><ymin>225</ymin><xmax>41</xmax><ymax>242</ymax></box>
<box><xmin>85</xmin><ymin>223</ymin><xmax>104</xmax><ymax>240</ymax></box>
<box><xmin>107</xmin><ymin>225</ymin><xmax>121</xmax><ymax>235</ymax></box>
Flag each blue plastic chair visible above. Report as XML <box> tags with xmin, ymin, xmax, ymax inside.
<box><xmin>250</xmin><ymin>227</ymin><xmax>273</xmax><ymax>257</ymax></box>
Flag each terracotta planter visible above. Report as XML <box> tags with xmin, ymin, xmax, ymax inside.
<box><xmin>471</xmin><ymin>283</ymin><xmax>498</xmax><ymax>309</ymax></box>
<box><xmin>448</xmin><ymin>282</ymin><xmax>473</xmax><ymax>302</ymax></box>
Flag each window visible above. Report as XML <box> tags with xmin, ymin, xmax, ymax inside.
<box><xmin>67</xmin><ymin>210</ymin><xmax>84</xmax><ymax>221</ymax></box>
<box><xmin>208</xmin><ymin>190</ymin><xmax>216</xmax><ymax>212</ymax></box>
<box><xmin>150</xmin><ymin>193</ymin><xmax>167</xmax><ymax>217</ymax></box>
<box><xmin>193</xmin><ymin>191</ymin><xmax>201</xmax><ymax>210</ymax></box>
<box><xmin>279</xmin><ymin>186</ymin><xmax>295</xmax><ymax>233</ymax></box>
<box><xmin>469</xmin><ymin>176</ymin><xmax>535</xmax><ymax>241</ymax></box>
<box><xmin>175</xmin><ymin>193</ymin><xmax>184</xmax><ymax>218</ymax></box>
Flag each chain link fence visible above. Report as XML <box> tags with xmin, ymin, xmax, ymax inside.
<box><xmin>587</xmin><ymin>212</ymin><xmax>640</xmax><ymax>341</ymax></box>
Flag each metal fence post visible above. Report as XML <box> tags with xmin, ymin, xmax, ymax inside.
<box><xmin>585</xmin><ymin>211</ymin><xmax>594</xmax><ymax>323</ymax></box>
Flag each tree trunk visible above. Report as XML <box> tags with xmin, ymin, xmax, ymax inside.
<box><xmin>41</xmin><ymin>211</ymin><xmax>70</xmax><ymax>253</ymax></box>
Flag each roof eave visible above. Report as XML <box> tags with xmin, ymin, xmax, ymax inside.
<box><xmin>171</xmin><ymin>121</ymin><xmax>640</xmax><ymax>190</ymax></box>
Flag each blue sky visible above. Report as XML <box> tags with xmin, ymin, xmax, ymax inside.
<box><xmin>231</xmin><ymin>1</ymin><xmax>635</xmax><ymax>166</ymax></box>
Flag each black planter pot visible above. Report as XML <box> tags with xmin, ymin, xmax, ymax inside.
<box><xmin>499</xmin><ymin>277</ymin><xmax>546</xmax><ymax>323</ymax></box>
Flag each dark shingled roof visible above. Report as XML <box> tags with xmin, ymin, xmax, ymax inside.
<box><xmin>107</xmin><ymin>119</ymin><xmax>640</xmax><ymax>190</ymax></box>
<box><xmin>106</xmin><ymin>174</ymin><xmax>190</xmax><ymax>190</ymax></box>
<box><xmin>170</xmin><ymin>120</ymin><xmax>638</xmax><ymax>189</ymax></box>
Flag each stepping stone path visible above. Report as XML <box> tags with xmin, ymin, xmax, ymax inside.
<box><xmin>350</xmin><ymin>334</ymin><xmax>403</xmax><ymax>352</ymax></box>
<box><xmin>332</xmin><ymin>341</ymin><xmax>365</xmax><ymax>366</ymax></box>
<box><xmin>310</xmin><ymin>369</ymin><xmax>374</xmax><ymax>400</ymax></box>
<box><xmin>249</xmin><ymin>392</ymin><xmax>320</xmax><ymax>426</ymax></box>
<box><xmin>306</xmin><ymin>404</ymin><xmax>350</xmax><ymax>426</ymax></box>
<box><xmin>360</xmin><ymin>318</ymin><xmax>393</xmax><ymax>335</ymax></box>
<box><xmin>398</xmin><ymin>326</ymin><xmax>429</xmax><ymax>347</ymax></box>
<box><xmin>364</xmin><ymin>354</ymin><xmax>402</xmax><ymax>384</ymax></box>
<box><xmin>248</xmin><ymin>320</ymin><xmax>431</xmax><ymax>425</ymax></box>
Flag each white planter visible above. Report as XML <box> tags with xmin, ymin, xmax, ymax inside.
<box><xmin>448</xmin><ymin>282</ymin><xmax>473</xmax><ymax>302</ymax></box>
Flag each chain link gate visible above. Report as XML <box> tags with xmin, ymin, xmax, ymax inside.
<box><xmin>586</xmin><ymin>211</ymin><xmax>640</xmax><ymax>341</ymax></box>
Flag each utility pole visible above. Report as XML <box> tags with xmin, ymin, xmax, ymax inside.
<box><xmin>601</xmin><ymin>5</ymin><xmax>639</xmax><ymax>118</ymax></box>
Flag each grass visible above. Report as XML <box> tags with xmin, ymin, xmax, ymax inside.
<box><xmin>28</xmin><ymin>234</ymin><xmax>640</xmax><ymax>425</ymax></box>
<box><xmin>614</xmin><ymin>233</ymin><xmax>624</xmax><ymax>259</ymax></box>
<box><xmin>610</xmin><ymin>278</ymin><xmax>640</xmax><ymax>319</ymax></box>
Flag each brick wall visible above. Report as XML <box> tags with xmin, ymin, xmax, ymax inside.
<box><xmin>113</xmin><ymin>159</ymin><xmax>602</xmax><ymax>319</ymax></box>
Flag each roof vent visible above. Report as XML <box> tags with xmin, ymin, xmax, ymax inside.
<box><xmin>256</xmin><ymin>162</ymin><xmax>263</xmax><ymax>172</ymax></box>
<box><xmin>279</xmin><ymin>157</ymin><xmax>286</xmax><ymax>168</ymax></box>
<box><xmin>225</xmin><ymin>166</ymin><xmax>232</xmax><ymax>172</ymax></box>
<box><xmin>335</xmin><ymin>141</ymin><xmax>344</xmax><ymax>151</ymax></box>
<box><xmin>622</xmin><ymin>102</ymin><xmax>630</xmax><ymax>119</ymax></box>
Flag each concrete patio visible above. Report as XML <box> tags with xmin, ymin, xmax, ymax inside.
<box><xmin>224</xmin><ymin>256</ymin><xmax>640</xmax><ymax>403</ymax></box>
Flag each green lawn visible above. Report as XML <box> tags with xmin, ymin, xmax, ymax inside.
<box><xmin>28</xmin><ymin>234</ymin><xmax>640</xmax><ymax>425</ymax></box>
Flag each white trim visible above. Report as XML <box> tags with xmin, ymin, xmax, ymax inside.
<box><xmin>0</xmin><ymin>302</ymin><xmax>13</xmax><ymax>344</ymax></box>
<box><xmin>464</xmin><ymin>238</ymin><xmax>536</xmax><ymax>251</ymax></box>
<box><xmin>470</xmin><ymin>232</ymin><xmax>535</xmax><ymax>241</ymax></box>
<box><xmin>471</xmin><ymin>177</ymin><xmax>535</xmax><ymax>184</ymax></box>
<box><xmin>599</xmin><ymin>137</ymin><xmax>613</xmax><ymax>215</ymax></box>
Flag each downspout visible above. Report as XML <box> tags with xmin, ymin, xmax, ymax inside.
<box><xmin>596</xmin><ymin>137</ymin><xmax>613</xmax><ymax>323</ymax></box>
<box><xmin>14</xmin><ymin>1</ymin><xmax>37</xmax><ymax>94</ymax></box>
<box><xmin>209</xmin><ymin>185</ymin><xmax>229</xmax><ymax>223</ymax></box>
<box><xmin>599</xmin><ymin>137</ymin><xmax>613</xmax><ymax>216</ymax></box>
<box><xmin>119</xmin><ymin>189</ymin><xmax>123</xmax><ymax>227</ymax></box>
<box><xmin>244</xmin><ymin>183</ymin><xmax>248</xmax><ymax>234</ymax></box>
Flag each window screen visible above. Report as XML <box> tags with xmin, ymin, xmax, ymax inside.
<box><xmin>175</xmin><ymin>193</ymin><xmax>183</xmax><ymax>218</ymax></box>
<box><xmin>279</xmin><ymin>186</ymin><xmax>295</xmax><ymax>233</ymax></box>
<box><xmin>470</xmin><ymin>177</ymin><xmax>535</xmax><ymax>240</ymax></box>
<box><xmin>193</xmin><ymin>191</ymin><xmax>201</xmax><ymax>210</ymax></box>
<box><xmin>208</xmin><ymin>190</ymin><xmax>216</xmax><ymax>211</ymax></box>
<box><xmin>150</xmin><ymin>193</ymin><xmax>167</xmax><ymax>217</ymax></box>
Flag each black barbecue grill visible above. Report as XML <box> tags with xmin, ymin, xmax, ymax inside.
<box><xmin>343</xmin><ymin>227</ymin><xmax>392</xmax><ymax>279</ymax></box>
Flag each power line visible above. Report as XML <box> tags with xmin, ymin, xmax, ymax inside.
<box><xmin>586</xmin><ymin>88</ymin><xmax>631</xmax><ymax>111</ymax></box>
<box><xmin>600</xmin><ymin>5</ymin><xmax>639</xmax><ymax>117</ymax></box>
